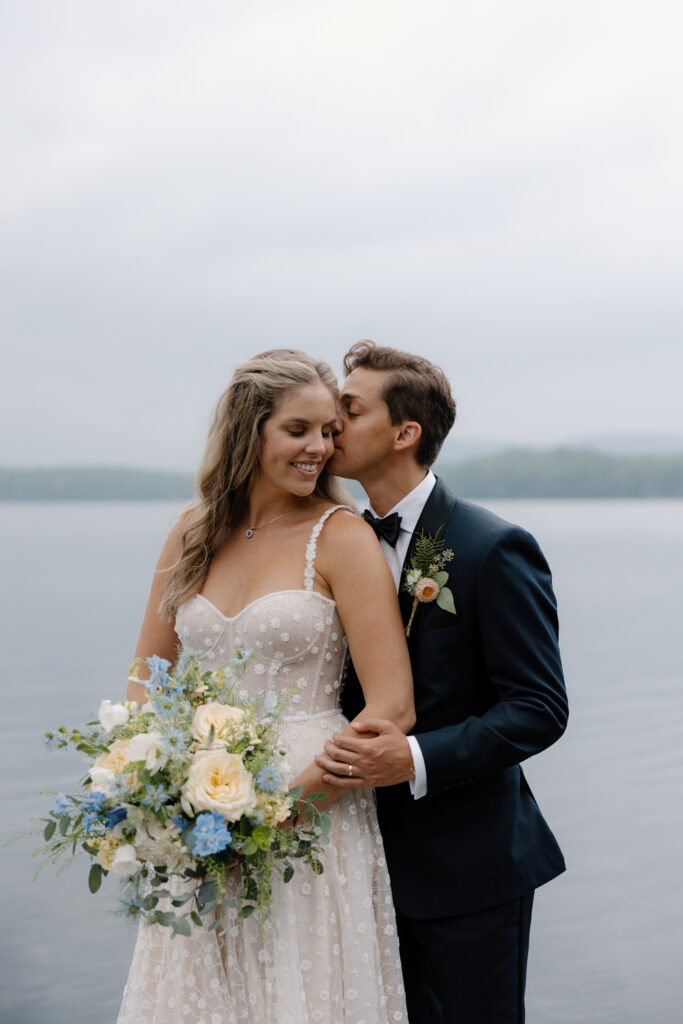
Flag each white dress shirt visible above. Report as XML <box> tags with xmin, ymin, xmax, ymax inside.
<box><xmin>366</xmin><ymin>470</ymin><xmax>436</xmax><ymax>799</ymax></box>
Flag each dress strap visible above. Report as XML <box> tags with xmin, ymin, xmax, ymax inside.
<box><xmin>304</xmin><ymin>504</ymin><xmax>355</xmax><ymax>591</ymax></box>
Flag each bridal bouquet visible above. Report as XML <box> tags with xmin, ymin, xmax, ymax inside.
<box><xmin>40</xmin><ymin>650</ymin><xmax>329</xmax><ymax>935</ymax></box>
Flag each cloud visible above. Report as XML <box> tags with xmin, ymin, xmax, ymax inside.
<box><xmin>2</xmin><ymin>0</ymin><xmax>682</xmax><ymax>464</ymax></box>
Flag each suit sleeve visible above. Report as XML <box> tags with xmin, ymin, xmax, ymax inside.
<box><xmin>415</xmin><ymin>526</ymin><xmax>568</xmax><ymax>791</ymax></box>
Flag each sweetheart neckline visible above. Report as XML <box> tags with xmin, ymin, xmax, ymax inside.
<box><xmin>191</xmin><ymin>590</ymin><xmax>338</xmax><ymax>624</ymax></box>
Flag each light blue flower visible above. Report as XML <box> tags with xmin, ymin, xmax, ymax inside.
<box><xmin>231</xmin><ymin>648</ymin><xmax>252</xmax><ymax>667</ymax></box>
<box><xmin>142</xmin><ymin>784</ymin><xmax>170</xmax><ymax>813</ymax></box>
<box><xmin>264</xmin><ymin>692</ymin><xmax>279</xmax><ymax>716</ymax></box>
<box><xmin>80</xmin><ymin>791</ymin><xmax>107</xmax><ymax>814</ymax></box>
<box><xmin>53</xmin><ymin>793</ymin><xmax>71</xmax><ymax>816</ymax></box>
<box><xmin>161</xmin><ymin>727</ymin><xmax>187</xmax><ymax>754</ymax></box>
<box><xmin>122</xmin><ymin>897</ymin><xmax>144</xmax><ymax>919</ymax></box>
<box><xmin>147</xmin><ymin>655</ymin><xmax>171</xmax><ymax>677</ymax></box>
<box><xmin>256</xmin><ymin>764</ymin><xmax>281</xmax><ymax>793</ymax></box>
<box><xmin>191</xmin><ymin>811</ymin><xmax>232</xmax><ymax>856</ymax></box>
<box><xmin>79</xmin><ymin>790</ymin><xmax>107</xmax><ymax>832</ymax></box>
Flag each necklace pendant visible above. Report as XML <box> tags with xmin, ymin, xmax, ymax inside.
<box><xmin>245</xmin><ymin>528</ymin><xmax>254</xmax><ymax>538</ymax></box>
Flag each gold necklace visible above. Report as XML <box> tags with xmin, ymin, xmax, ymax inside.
<box><xmin>245</xmin><ymin>500</ymin><xmax>298</xmax><ymax>538</ymax></box>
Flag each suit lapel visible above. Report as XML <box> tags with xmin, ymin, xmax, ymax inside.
<box><xmin>399</xmin><ymin>476</ymin><xmax>457</xmax><ymax>639</ymax></box>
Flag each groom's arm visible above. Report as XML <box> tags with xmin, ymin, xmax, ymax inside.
<box><xmin>318</xmin><ymin>526</ymin><xmax>567</xmax><ymax>792</ymax></box>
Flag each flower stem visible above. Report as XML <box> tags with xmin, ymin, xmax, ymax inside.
<box><xmin>405</xmin><ymin>598</ymin><xmax>419</xmax><ymax>637</ymax></box>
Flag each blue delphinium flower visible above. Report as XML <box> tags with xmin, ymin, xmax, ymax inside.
<box><xmin>147</xmin><ymin>655</ymin><xmax>171</xmax><ymax>680</ymax></box>
<box><xmin>191</xmin><ymin>811</ymin><xmax>232</xmax><ymax>856</ymax></box>
<box><xmin>53</xmin><ymin>793</ymin><xmax>71</xmax><ymax>816</ymax></box>
<box><xmin>105</xmin><ymin>806</ymin><xmax>127</xmax><ymax>829</ymax></box>
<box><xmin>256</xmin><ymin>764</ymin><xmax>281</xmax><ymax>793</ymax></box>
<box><xmin>80</xmin><ymin>790</ymin><xmax>107</xmax><ymax>832</ymax></box>
<box><xmin>142</xmin><ymin>784</ymin><xmax>170</xmax><ymax>813</ymax></box>
<box><xmin>172</xmin><ymin>814</ymin><xmax>186</xmax><ymax>829</ymax></box>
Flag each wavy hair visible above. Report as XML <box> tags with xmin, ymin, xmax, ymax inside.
<box><xmin>160</xmin><ymin>349</ymin><xmax>349</xmax><ymax>621</ymax></box>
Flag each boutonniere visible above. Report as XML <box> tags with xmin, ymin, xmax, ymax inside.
<box><xmin>402</xmin><ymin>526</ymin><xmax>456</xmax><ymax>637</ymax></box>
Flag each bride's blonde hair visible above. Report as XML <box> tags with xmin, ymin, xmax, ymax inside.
<box><xmin>160</xmin><ymin>349</ymin><xmax>349</xmax><ymax>621</ymax></box>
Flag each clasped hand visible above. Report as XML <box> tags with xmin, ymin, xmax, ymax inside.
<box><xmin>315</xmin><ymin>718</ymin><xmax>415</xmax><ymax>788</ymax></box>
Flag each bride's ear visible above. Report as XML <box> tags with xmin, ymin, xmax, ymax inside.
<box><xmin>393</xmin><ymin>421</ymin><xmax>422</xmax><ymax>454</ymax></box>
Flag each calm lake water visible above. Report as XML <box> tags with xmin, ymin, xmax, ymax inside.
<box><xmin>1</xmin><ymin>499</ymin><xmax>681</xmax><ymax>1024</ymax></box>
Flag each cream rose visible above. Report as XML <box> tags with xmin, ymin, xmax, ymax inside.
<box><xmin>90</xmin><ymin>739</ymin><xmax>134</xmax><ymax>793</ymax></box>
<box><xmin>191</xmin><ymin>702</ymin><xmax>246</xmax><ymax>747</ymax></box>
<box><xmin>182</xmin><ymin>749</ymin><xmax>257</xmax><ymax>821</ymax></box>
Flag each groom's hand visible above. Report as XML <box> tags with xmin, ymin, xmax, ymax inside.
<box><xmin>315</xmin><ymin>719</ymin><xmax>415</xmax><ymax>788</ymax></box>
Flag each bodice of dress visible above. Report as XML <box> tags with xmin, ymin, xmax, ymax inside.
<box><xmin>174</xmin><ymin>505</ymin><xmax>351</xmax><ymax>719</ymax></box>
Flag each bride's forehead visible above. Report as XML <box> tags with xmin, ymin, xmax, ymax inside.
<box><xmin>270</xmin><ymin>382</ymin><xmax>337</xmax><ymax>418</ymax></box>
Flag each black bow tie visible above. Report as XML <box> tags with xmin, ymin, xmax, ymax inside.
<box><xmin>362</xmin><ymin>509</ymin><xmax>403</xmax><ymax>547</ymax></box>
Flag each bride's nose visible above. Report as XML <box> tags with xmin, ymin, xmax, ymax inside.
<box><xmin>304</xmin><ymin>432</ymin><xmax>328</xmax><ymax>457</ymax></box>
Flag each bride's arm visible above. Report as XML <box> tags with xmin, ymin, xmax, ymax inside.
<box><xmin>287</xmin><ymin>512</ymin><xmax>415</xmax><ymax>811</ymax></box>
<box><xmin>126</xmin><ymin>520</ymin><xmax>185</xmax><ymax>702</ymax></box>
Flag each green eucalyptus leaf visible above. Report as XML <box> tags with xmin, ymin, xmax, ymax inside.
<box><xmin>58</xmin><ymin>814</ymin><xmax>70</xmax><ymax>836</ymax></box>
<box><xmin>436</xmin><ymin>587</ymin><xmax>456</xmax><ymax>615</ymax></box>
<box><xmin>154</xmin><ymin>911</ymin><xmax>176</xmax><ymax>927</ymax></box>
<box><xmin>172</xmin><ymin>917</ymin><xmax>192</xmax><ymax>936</ymax></box>
<box><xmin>88</xmin><ymin>863</ymin><xmax>103</xmax><ymax>893</ymax></box>
<box><xmin>43</xmin><ymin>820</ymin><xmax>56</xmax><ymax>841</ymax></box>
<box><xmin>433</xmin><ymin>571</ymin><xmax>449</xmax><ymax>587</ymax></box>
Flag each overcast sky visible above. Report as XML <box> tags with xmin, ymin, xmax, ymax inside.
<box><xmin>2</xmin><ymin>0</ymin><xmax>682</xmax><ymax>470</ymax></box>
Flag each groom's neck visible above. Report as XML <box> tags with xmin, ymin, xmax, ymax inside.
<box><xmin>361</xmin><ymin>461</ymin><xmax>428</xmax><ymax>517</ymax></box>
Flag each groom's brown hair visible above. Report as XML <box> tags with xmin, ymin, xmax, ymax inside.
<box><xmin>343</xmin><ymin>339</ymin><xmax>456</xmax><ymax>467</ymax></box>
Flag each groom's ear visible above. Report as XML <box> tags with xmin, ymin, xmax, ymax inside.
<box><xmin>393</xmin><ymin>420</ymin><xmax>422</xmax><ymax>454</ymax></box>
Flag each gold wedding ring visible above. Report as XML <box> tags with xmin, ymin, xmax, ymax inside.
<box><xmin>347</xmin><ymin>764</ymin><xmax>353</xmax><ymax>777</ymax></box>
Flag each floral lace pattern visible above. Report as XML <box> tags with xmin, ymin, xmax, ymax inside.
<box><xmin>117</xmin><ymin>506</ymin><xmax>407</xmax><ymax>1023</ymax></box>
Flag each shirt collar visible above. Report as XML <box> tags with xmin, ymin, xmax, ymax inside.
<box><xmin>368</xmin><ymin>470</ymin><xmax>437</xmax><ymax>535</ymax></box>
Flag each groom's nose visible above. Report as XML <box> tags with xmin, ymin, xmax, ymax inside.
<box><xmin>332</xmin><ymin>417</ymin><xmax>343</xmax><ymax>437</ymax></box>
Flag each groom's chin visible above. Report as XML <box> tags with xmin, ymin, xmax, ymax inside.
<box><xmin>328</xmin><ymin>456</ymin><xmax>357</xmax><ymax>482</ymax></box>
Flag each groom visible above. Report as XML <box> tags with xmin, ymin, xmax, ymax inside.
<box><xmin>317</xmin><ymin>340</ymin><xmax>568</xmax><ymax>1024</ymax></box>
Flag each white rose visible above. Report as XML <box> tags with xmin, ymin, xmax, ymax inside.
<box><xmin>127</xmin><ymin>730</ymin><xmax>168</xmax><ymax>772</ymax></box>
<box><xmin>89</xmin><ymin>766</ymin><xmax>118</xmax><ymax>796</ymax></box>
<box><xmin>133</xmin><ymin>815</ymin><xmax>184</xmax><ymax>868</ymax></box>
<box><xmin>191</xmin><ymin>702</ymin><xmax>246</xmax><ymax>747</ymax></box>
<box><xmin>110</xmin><ymin>843</ymin><xmax>142</xmax><ymax>877</ymax></box>
<box><xmin>182</xmin><ymin>749</ymin><xmax>257</xmax><ymax>821</ymax></box>
<box><xmin>98</xmin><ymin>699</ymin><xmax>130</xmax><ymax>732</ymax></box>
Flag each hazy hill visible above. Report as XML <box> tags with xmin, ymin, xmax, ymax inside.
<box><xmin>436</xmin><ymin>448</ymin><xmax>683</xmax><ymax>498</ymax></box>
<box><xmin>0</xmin><ymin>467</ymin><xmax>193</xmax><ymax>501</ymax></box>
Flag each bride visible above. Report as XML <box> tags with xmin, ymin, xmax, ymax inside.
<box><xmin>117</xmin><ymin>350</ymin><xmax>413</xmax><ymax>1023</ymax></box>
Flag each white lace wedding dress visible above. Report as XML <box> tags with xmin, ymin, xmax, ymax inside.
<box><xmin>117</xmin><ymin>506</ymin><xmax>407</xmax><ymax>1024</ymax></box>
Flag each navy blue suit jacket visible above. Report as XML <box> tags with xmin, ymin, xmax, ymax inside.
<box><xmin>341</xmin><ymin>478</ymin><xmax>568</xmax><ymax>919</ymax></box>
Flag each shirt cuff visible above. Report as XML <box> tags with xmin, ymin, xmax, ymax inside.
<box><xmin>406</xmin><ymin>735</ymin><xmax>428</xmax><ymax>799</ymax></box>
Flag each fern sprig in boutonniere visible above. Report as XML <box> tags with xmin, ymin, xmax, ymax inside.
<box><xmin>402</xmin><ymin>527</ymin><xmax>456</xmax><ymax>637</ymax></box>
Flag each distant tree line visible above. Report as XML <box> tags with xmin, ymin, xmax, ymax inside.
<box><xmin>1</xmin><ymin>450</ymin><xmax>683</xmax><ymax>500</ymax></box>
<box><xmin>436</xmin><ymin>448</ymin><xmax>683</xmax><ymax>498</ymax></box>
<box><xmin>0</xmin><ymin>467</ymin><xmax>194</xmax><ymax>501</ymax></box>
